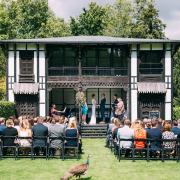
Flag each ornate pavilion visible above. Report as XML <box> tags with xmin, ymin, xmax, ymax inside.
<box><xmin>0</xmin><ymin>36</ymin><xmax>179</xmax><ymax>121</ymax></box>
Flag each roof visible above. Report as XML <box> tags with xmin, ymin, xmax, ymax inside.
<box><xmin>14</xmin><ymin>83</ymin><xmax>39</xmax><ymax>94</ymax></box>
<box><xmin>1</xmin><ymin>36</ymin><xmax>180</xmax><ymax>44</ymax></box>
<box><xmin>137</xmin><ymin>82</ymin><xmax>166</xmax><ymax>94</ymax></box>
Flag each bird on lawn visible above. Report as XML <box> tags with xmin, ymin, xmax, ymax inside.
<box><xmin>61</xmin><ymin>155</ymin><xmax>90</xmax><ymax>180</ymax></box>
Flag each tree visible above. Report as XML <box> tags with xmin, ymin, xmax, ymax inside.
<box><xmin>132</xmin><ymin>0</ymin><xmax>166</xmax><ymax>39</ymax></box>
<box><xmin>70</xmin><ymin>2</ymin><xmax>109</xmax><ymax>35</ymax></box>
<box><xmin>104</xmin><ymin>0</ymin><xmax>134</xmax><ymax>37</ymax></box>
<box><xmin>0</xmin><ymin>0</ymin><xmax>70</xmax><ymax>39</ymax></box>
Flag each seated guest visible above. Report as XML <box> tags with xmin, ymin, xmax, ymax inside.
<box><xmin>48</xmin><ymin>118</ymin><xmax>65</xmax><ymax>155</ymax></box>
<box><xmin>65</xmin><ymin>120</ymin><xmax>82</xmax><ymax>153</ymax></box>
<box><xmin>112</xmin><ymin>118</ymin><xmax>122</xmax><ymax>141</ymax></box>
<box><xmin>0</xmin><ymin>118</ymin><xmax>6</xmax><ymax>135</ymax></box>
<box><xmin>147</xmin><ymin>120</ymin><xmax>162</xmax><ymax>156</ymax></box>
<box><xmin>162</xmin><ymin>123</ymin><xmax>176</xmax><ymax>151</ymax></box>
<box><xmin>18</xmin><ymin>119</ymin><xmax>32</xmax><ymax>147</ymax></box>
<box><xmin>171</xmin><ymin>120</ymin><xmax>180</xmax><ymax>137</ymax></box>
<box><xmin>32</xmin><ymin>117</ymin><xmax>48</xmax><ymax>155</ymax></box>
<box><xmin>145</xmin><ymin>119</ymin><xmax>152</xmax><ymax>132</ymax></box>
<box><xmin>14</xmin><ymin>119</ymin><xmax>20</xmax><ymax>132</ymax></box>
<box><xmin>134</xmin><ymin>121</ymin><xmax>147</xmax><ymax>149</ymax></box>
<box><xmin>117</xmin><ymin>119</ymin><xmax>134</xmax><ymax>157</ymax></box>
<box><xmin>2</xmin><ymin>119</ymin><xmax>18</xmax><ymax>155</ymax></box>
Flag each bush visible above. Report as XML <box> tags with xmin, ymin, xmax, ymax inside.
<box><xmin>173</xmin><ymin>106</ymin><xmax>180</xmax><ymax>120</ymax></box>
<box><xmin>0</xmin><ymin>101</ymin><xmax>15</xmax><ymax>119</ymax></box>
<box><xmin>0</xmin><ymin>77</ymin><xmax>6</xmax><ymax>100</ymax></box>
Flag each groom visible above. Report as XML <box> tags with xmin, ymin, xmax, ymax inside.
<box><xmin>100</xmin><ymin>93</ymin><xmax>106</xmax><ymax>122</ymax></box>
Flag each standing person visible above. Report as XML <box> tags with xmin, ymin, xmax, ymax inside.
<box><xmin>112</xmin><ymin>94</ymin><xmax>118</xmax><ymax>117</ymax></box>
<box><xmin>89</xmin><ymin>94</ymin><xmax>97</xmax><ymax>124</ymax></box>
<box><xmin>115</xmin><ymin>98</ymin><xmax>125</xmax><ymax>121</ymax></box>
<box><xmin>100</xmin><ymin>93</ymin><xmax>106</xmax><ymax>122</ymax></box>
<box><xmin>81</xmin><ymin>100</ymin><xmax>88</xmax><ymax>124</ymax></box>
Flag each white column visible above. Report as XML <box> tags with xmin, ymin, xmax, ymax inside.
<box><xmin>34</xmin><ymin>51</ymin><xmax>37</xmax><ymax>83</ymax></box>
<box><xmin>8</xmin><ymin>50</ymin><xmax>15</xmax><ymax>102</ymax></box>
<box><xmin>130</xmin><ymin>45</ymin><xmax>138</xmax><ymax>122</ymax></box>
<box><xmin>39</xmin><ymin>50</ymin><xmax>46</xmax><ymax>116</ymax></box>
<box><xmin>165</xmin><ymin>46</ymin><xmax>172</xmax><ymax>120</ymax></box>
<box><xmin>16</xmin><ymin>51</ymin><xmax>19</xmax><ymax>82</ymax></box>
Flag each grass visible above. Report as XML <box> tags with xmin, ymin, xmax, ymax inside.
<box><xmin>0</xmin><ymin>139</ymin><xmax>180</xmax><ymax>180</ymax></box>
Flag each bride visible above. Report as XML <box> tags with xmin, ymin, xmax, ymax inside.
<box><xmin>89</xmin><ymin>94</ymin><xmax>97</xmax><ymax>124</ymax></box>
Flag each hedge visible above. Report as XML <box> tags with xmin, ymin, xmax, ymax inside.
<box><xmin>0</xmin><ymin>101</ymin><xmax>15</xmax><ymax>119</ymax></box>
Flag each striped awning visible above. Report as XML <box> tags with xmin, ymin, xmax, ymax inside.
<box><xmin>137</xmin><ymin>82</ymin><xmax>166</xmax><ymax>94</ymax></box>
<box><xmin>14</xmin><ymin>83</ymin><xmax>39</xmax><ymax>94</ymax></box>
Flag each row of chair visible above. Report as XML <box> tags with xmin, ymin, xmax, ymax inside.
<box><xmin>107</xmin><ymin>137</ymin><xmax>180</xmax><ymax>162</ymax></box>
<box><xmin>0</xmin><ymin>135</ymin><xmax>80</xmax><ymax>160</ymax></box>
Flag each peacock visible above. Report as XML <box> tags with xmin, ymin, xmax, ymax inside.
<box><xmin>61</xmin><ymin>155</ymin><xmax>90</xmax><ymax>180</ymax></box>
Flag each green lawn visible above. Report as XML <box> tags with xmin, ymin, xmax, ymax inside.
<box><xmin>0</xmin><ymin>139</ymin><xmax>180</xmax><ymax>180</ymax></box>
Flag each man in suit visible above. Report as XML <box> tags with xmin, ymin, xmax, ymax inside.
<box><xmin>2</xmin><ymin>119</ymin><xmax>18</xmax><ymax>155</ymax></box>
<box><xmin>117</xmin><ymin>119</ymin><xmax>134</xmax><ymax>157</ymax></box>
<box><xmin>147</xmin><ymin>120</ymin><xmax>162</xmax><ymax>157</ymax></box>
<box><xmin>32</xmin><ymin>117</ymin><xmax>48</xmax><ymax>156</ymax></box>
<box><xmin>100</xmin><ymin>93</ymin><xmax>106</xmax><ymax>122</ymax></box>
<box><xmin>171</xmin><ymin>120</ymin><xmax>180</xmax><ymax>137</ymax></box>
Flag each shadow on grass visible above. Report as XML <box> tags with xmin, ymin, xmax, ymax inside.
<box><xmin>79</xmin><ymin>176</ymin><xmax>92</xmax><ymax>180</ymax></box>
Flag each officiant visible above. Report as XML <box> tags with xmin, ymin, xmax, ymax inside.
<box><xmin>100</xmin><ymin>93</ymin><xmax>106</xmax><ymax>122</ymax></box>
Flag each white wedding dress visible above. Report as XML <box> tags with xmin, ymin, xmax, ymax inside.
<box><xmin>90</xmin><ymin>99</ymin><xmax>96</xmax><ymax>124</ymax></box>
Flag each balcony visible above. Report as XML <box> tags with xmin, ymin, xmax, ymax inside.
<box><xmin>48</xmin><ymin>66</ymin><xmax>128</xmax><ymax>76</ymax></box>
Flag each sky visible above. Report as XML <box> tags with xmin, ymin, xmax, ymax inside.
<box><xmin>48</xmin><ymin>0</ymin><xmax>180</xmax><ymax>39</ymax></box>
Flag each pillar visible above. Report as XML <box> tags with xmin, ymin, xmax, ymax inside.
<box><xmin>130</xmin><ymin>44</ymin><xmax>138</xmax><ymax>122</ymax></box>
<box><xmin>38</xmin><ymin>45</ymin><xmax>46</xmax><ymax>116</ymax></box>
<box><xmin>165</xmin><ymin>44</ymin><xmax>172</xmax><ymax>120</ymax></box>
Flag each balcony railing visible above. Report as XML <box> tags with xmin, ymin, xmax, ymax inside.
<box><xmin>19</xmin><ymin>74</ymin><xmax>35</xmax><ymax>83</ymax></box>
<box><xmin>48</xmin><ymin>67</ymin><xmax>79</xmax><ymax>76</ymax></box>
<box><xmin>48</xmin><ymin>66</ymin><xmax>128</xmax><ymax>76</ymax></box>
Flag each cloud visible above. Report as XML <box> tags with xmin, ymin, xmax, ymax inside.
<box><xmin>48</xmin><ymin>0</ymin><xmax>114</xmax><ymax>21</ymax></box>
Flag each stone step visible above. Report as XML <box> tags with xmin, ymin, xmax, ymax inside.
<box><xmin>81</xmin><ymin>124</ymin><xmax>108</xmax><ymax>138</ymax></box>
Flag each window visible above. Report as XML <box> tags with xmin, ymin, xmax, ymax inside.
<box><xmin>139</xmin><ymin>50</ymin><xmax>164</xmax><ymax>74</ymax></box>
<box><xmin>99</xmin><ymin>48</ymin><xmax>110</xmax><ymax>67</ymax></box>
<box><xmin>20</xmin><ymin>51</ymin><xmax>34</xmax><ymax>75</ymax></box>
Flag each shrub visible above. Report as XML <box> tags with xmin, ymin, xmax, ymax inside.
<box><xmin>0</xmin><ymin>101</ymin><xmax>15</xmax><ymax>119</ymax></box>
<box><xmin>0</xmin><ymin>77</ymin><xmax>6</xmax><ymax>100</ymax></box>
<box><xmin>173</xmin><ymin>106</ymin><xmax>180</xmax><ymax>120</ymax></box>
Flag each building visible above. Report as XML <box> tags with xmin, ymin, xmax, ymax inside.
<box><xmin>1</xmin><ymin>36</ymin><xmax>179</xmax><ymax>121</ymax></box>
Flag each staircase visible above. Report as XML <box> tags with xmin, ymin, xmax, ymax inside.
<box><xmin>81</xmin><ymin>124</ymin><xmax>108</xmax><ymax>138</ymax></box>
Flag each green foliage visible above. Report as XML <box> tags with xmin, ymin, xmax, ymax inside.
<box><xmin>0</xmin><ymin>101</ymin><xmax>15</xmax><ymax>118</ymax></box>
<box><xmin>105</xmin><ymin>0</ymin><xmax>134</xmax><ymax>37</ymax></box>
<box><xmin>70</xmin><ymin>2</ymin><xmax>109</xmax><ymax>35</ymax></box>
<box><xmin>0</xmin><ymin>47</ymin><xmax>6</xmax><ymax>77</ymax></box>
<box><xmin>0</xmin><ymin>0</ymin><xmax>70</xmax><ymax>39</ymax></box>
<box><xmin>0</xmin><ymin>77</ymin><xmax>6</xmax><ymax>100</ymax></box>
<box><xmin>173</xmin><ymin>48</ymin><xmax>180</xmax><ymax>99</ymax></box>
<box><xmin>173</xmin><ymin>105</ymin><xmax>180</xmax><ymax>120</ymax></box>
<box><xmin>132</xmin><ymin>0</ymin><xmax>166</xmax><ymax>39</ymax></box>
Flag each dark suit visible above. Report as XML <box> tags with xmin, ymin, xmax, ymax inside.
<box><xmin>147</xmin><ymin>128</ymin><xmax>162</xmax><ymax>156</ymax></box>
<box><xmin>2</xmin><ymin>127</ymin><xmax>18</xmax><ymax>146</ymax></box>
<box><xmin>172</xmin><ymin>127</ymin><xmax>180</xmax><ymax>137</ymax></box>
<box><xmin>100</xmin><ymin>97</ymin><xmax>106</xmax><ymax>121</ymax></box>
<box><xmin>2</xmin><ymin>127</ymin><xmax>18</xmax><ymax>155</ymax></box>
<box><xmin>32</xmin><ymin>123</ymin><xmax>48</xmax><ymax>155</ymax></box>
